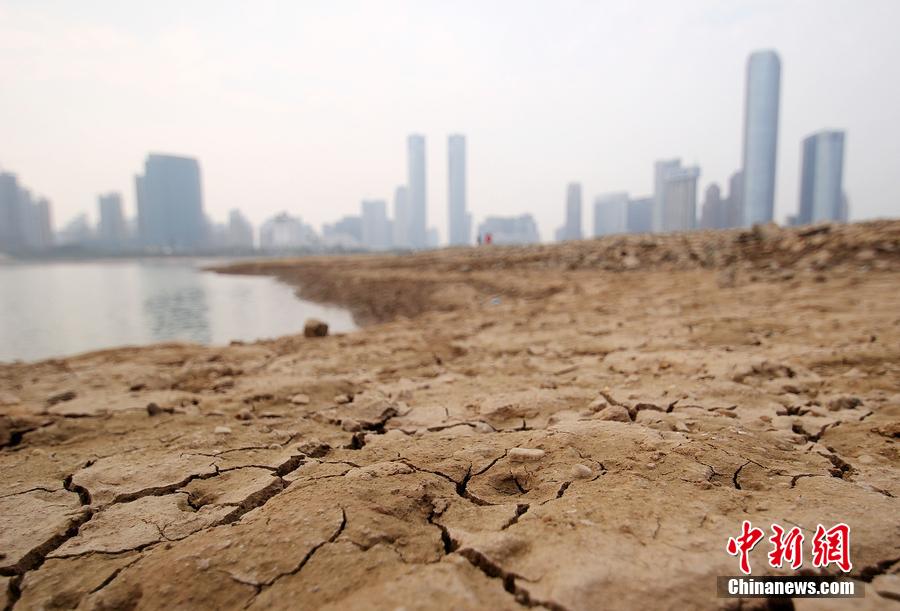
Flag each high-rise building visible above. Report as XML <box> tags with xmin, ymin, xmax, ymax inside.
<box><xmin>653</xmin><ymin>159</ymin><xmax>681</xmax><ymax>232</ymax></box>
<box><xmin>556</xmin><ymin>183</ymin><xmax>583</xmax><ymax>241</ymax></box>
<box><xmin>407</xmin><ymin>135</ymin><xmax>427</xmax><ymax>249</ymax></box>
<box><xmin>447</xmin><ymin>134</ymin><xmax>470</xmax><ymax>246</ymax></box>
<box><xmin>392</xmin><ymin>186</ymin><xmax>410</xmax><ymax>248</ymax></box>
<box><xmin>97</xmin><ymin>192</ymin><xmax>128</xmax><ymax>246</ymax></box>
<box><xmin>627</xmin><ymin>197</ymin><xmax>653</xmax><ymax>234</ymax></box>
<box><xmin>477</xmin><ymin>215</ymin><xmax>540</xmax><ymax>245</ymax></box>
<box><xmin>797</xmin><ymin>130</ymin><xmax>846</xmax><ymax>224</ymax></box>
<box><xmin>361</xmin><ymin>199</ymin><xmax>392</xmax><ymax>251</ymax></box>
<box><xmin>227</xmin><ymin>209</ymin><xmax>254</xmax><ymax>249</ymax></box>
<box><xmin>741</xmin><ymin>50</ymin><xmax>781</xmax><ymax>226</ymax></box>
<box><xmin>0</xmin><ymin>171</ymin><xmax>54</xmax><ymax>253</ymax></box>
<box><xmin>593</xmin><ymin>192</ymin><xmax>629</xmax><ymax>237</ymax></box>
<box><xmin>725</xmin><ymin>171</ymin><xmax>744</xmax><ymax>228</ymax></box>
<box><xmin>0</xmin><ymin>172</ymin><xmax>25</xmax><ymax>252</ymax></box>
<box><xmin>700</xmin><ymin>183</ymin><xmax>726</xmax><ymax>230</ymax></box>
<box><xmin>32</xmin><ymin>197</ymin><xmax>54</xmax><ymax>250</ymax></box>
<box><xmin>653</xmin><ymin>160</ymin><xmax>700</xmax><ymax>232</ymax></box>
<box><xmin>661</xmin><ymin>166</ymin><xmax>700</xmax><ymax>232</ymax></box>
<box><xmin>135</xmin><ymin>153</ymin><xmax>205</xmax><ymax>250</ymax></box>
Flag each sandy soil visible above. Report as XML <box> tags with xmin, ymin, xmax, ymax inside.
<box><xmin>1</xmin><ymin>221</ymin><xmax>899</xmax><ymax>610</ymax></box>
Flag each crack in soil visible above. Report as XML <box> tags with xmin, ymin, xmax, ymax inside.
<box><xmin>240</xmin><ymin>508</ymin><xmax>347</xmax><ymax>605</ymax></box>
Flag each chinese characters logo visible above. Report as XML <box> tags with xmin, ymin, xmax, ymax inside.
<box><xmin>726</xmin><ymin>521</ymin><xmax>851</xmax><ymax>574</ymax></box>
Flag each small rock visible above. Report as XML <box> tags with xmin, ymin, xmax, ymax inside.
<box><xmin>146</xmin><ymin>402</ymin><xmax>174</xmax><ymax>416</ymax></box>
<box><xmin>597</xmin><ymin>405</ymin><xmax>631</xmax><ymax>422</ymax></box>
<box><xmin>214</xmin><ymin>426</ymin><xmax>232</xmax><ymax>435</ymax></box>
<box><xmin>341</xmin><ymin>418</ymin><xmax>361</xmax><ymax>432</ymax></box>
<box><xmin>827</xmin><ymin>396</ymin><xmax>862</xmax><ymax>411</ymax></box>
<box><xmin>235</xmin><ymin>409</ymin><xmax>253</xmax><ymax>421</ymax></box>
<box><xmin>474</xmin><ymin>422</ymin><xmax>493</xmax><ymax>434</ymax></box>
<box><xmin>291</xmin><ymin>393</ymin><xmax>310</xmax><ymax>405</ymax></box>
<box><xmin>47</xmin><ymin>390</ymin><xmax>76</xmax><ymax>405</ymax></box>
<box><xmin>508</xmin><ymin>448</ymin><xmax>545</xmax><ymax>462</ymax></box>
<box><xmin>334</xmin><ymin>394</ymin><xmax>352</xmax><ymax>405</ymax></box>
<box><xmin>586</xmin><ymin>398</ymin><xmax>609</xmax><ymax>412</ymax></box>
<box><xmin>571</xmin><ymin>464</ymin><xmax>593</xmax><ymax>479</ymax></box>
<box><xmin>297</xmin><ymin>440</ymin><xmax>331</xmax><ymax>458</ymax></box>
<box><xmin>674</xmin><ymin>421</ymin><xmax>691</xmax><ymax>432</ymax></box>
<box><xmin>304</xmin><ymin>319</ymin><xmax>329</xmax><ymax>338</ymax></box>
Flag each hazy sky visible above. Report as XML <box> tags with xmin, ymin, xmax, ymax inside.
<box><xmin>2</xmin><ymin>0</ymin><xmax>898</xmax><ymax>241</ymax></box>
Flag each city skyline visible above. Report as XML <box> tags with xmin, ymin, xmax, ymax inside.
<box><xmin>2</xmin><ymin>2</ymin><xmax>898</xmax><ymax>242</ymax></box>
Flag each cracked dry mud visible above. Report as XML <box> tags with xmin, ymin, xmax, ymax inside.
<box><xmin>2</xmin><ymin>221</ymin><xmax>899</xmax><ymax>610</ymax></box>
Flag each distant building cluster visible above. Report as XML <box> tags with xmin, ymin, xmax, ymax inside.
<box><xmin>0</xmin><ymin>171</ymin><xmax>53</xmax><ymax>254</ymax></box>
<box><xmin>560</xmin><ymin>49</ymin><xmax>848</xmax><ymax>242</ymax></box>
<box><xmin>479</xmin><ymin>215</ymin><xmax>540</xmax><ymax>245</ymax></box>
<box><xmin>0</xmin><ymin>51</ymin><xmax>854</xmax><ymax>258</ymax></box>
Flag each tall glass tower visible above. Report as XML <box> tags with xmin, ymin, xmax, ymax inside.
<box><xmin>447</xmin><ymin>135</ymin><xmax>470</xmax><ymax>246</ymax></box>
<box><xmin>798</xmin><ymin>131</ymin><xmax>846</xmax><ymax>224</ymax></box>
<box><xmin>741</xmin><ymin>50</ymin><xmax>781</xmax><ymax>226</ymax></box>
<box><xmin>406</xmin><ymin>135</ymin><xmax>427</xmax><ymax>249</ymax></box>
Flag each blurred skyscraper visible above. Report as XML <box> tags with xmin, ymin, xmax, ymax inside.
<box><xmin>726</xmin><ymin>171</ymin><xmax>745</xmax><ymax>228</ymax></box>
<box><xmin>741</xmin><ymin>50</ymin><xmax>781</xmax><ymax>226</ymax></box>
<box><xmin>31</xmin><ymin>198</ymin><xmax>54</xmax><ymax>250</ymax></box>
<box><xmin>653</xmin><ymin>159</ymin><xmax>681</xmax><ymax>232</ymax></box>
<box><xmin>626</xmin><ymin>197</ymin><xmax>653</xmax><ymax>233</ymax></box>
<box><xmin>797</xmin><ymin>130</ymin><xmax>846</xmax><ymax>224</ymax></box>
<box><xmin>652</xmin><ymin>160</ymin><xmax>700</xmax><ymax>232</ymax></box>
<box><xmin>447</xmin><ymin>134</ymin><xmax>470</xmax><ymax>246</ymax></box>
<box><xmin>227</xmin><ymin>209</ymin><xmax>254</xmax><ymax>249</ymax></box>
<box><xmin>361</xmin><ymin>199</ymin><xmax>392</xmax><ymax>251</ymax></box>
<box><xmin>97</xmin><ymin>192</ymin><xmax>127</xmax><ymax>246</ymax></box>
<box><xmin>407</xmin><ymin>135</ymin><xmax>427</xmax><ymax>248</ymax></box>
<box><xmin>0</xmin><ymin>171</ymin><xmax>54</xmax><ymax>253</ymax></box>
<box><xmin>661</xmin><ymin>165</ymin><xmax>700</xmax><ymax>232</ymax></box>
<box><xmin>593</xmin><ymin>192</ymin><xmax>628</xmax><ymax>236</ymax></box>
<box><xmin>135</xmin><ymin>154</ymin><xmax>205</xmax><ymax>250</ymax></box>
<box><xmin>0</xmin><ymin>173</ymin><xmax>25</xmax><ymax>252</ymax></box>
<box><xmin>700</xmin><ymin>184</ymin><xmax>726</xmax><ymax>229</ymax></box>
<box><xmin>392</xmin><ymin>186</ymin><xmax>410</xmax><ymax>248</ymax></box>
<box><xmin>556</xmin><ymin>183</ymin><xmax>583</xmax><ymax>241</ymax></box>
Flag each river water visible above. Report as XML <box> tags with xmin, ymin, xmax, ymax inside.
<box><xmin>0</xmin><ymin>259</ymin><xmax>357</xmax><ymax>362</ymax></box>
